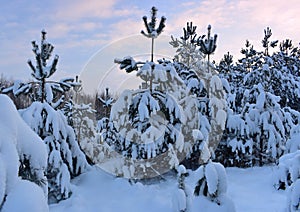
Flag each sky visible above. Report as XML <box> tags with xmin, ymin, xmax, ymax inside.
<box><xmin>0</xmin><ymin>0</ymin><xmax>299</xmax><ymax>94</ymax></box>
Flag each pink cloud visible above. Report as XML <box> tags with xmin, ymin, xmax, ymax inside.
<box><xmin>53</xmin><ymin>0</ymin><xmax>116</xmax><ymax>21</ymax></box>
<box><xmin>165</xmin><ymin>0</ymin><xmax>300</xmax><ymax>61</ymax></box>
<box><xmin>52</xmin><ymin>0</ymin><xmax>141</xmax><ymax>22</ymax></box>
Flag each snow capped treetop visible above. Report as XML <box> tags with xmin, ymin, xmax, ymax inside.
<box><xmin>169</xmin><ymin>22</ymin><xmax>205</xmax><ymax>68</ymax></box>
<box><xmin>98</xmin><ymin>88</ymin><xmax>114</xmax><ymax>109</ymax></box>
<box><xmin>198</xmin><ymin>25</ymin><xmax>218</xmax><ymax>57</ymax></box>
<box><xmin>140</xmin><ymin>5</ymin><xmax>166</xmax><ymax>83</ymax></box>
<box><xmin>181</xmin><ymin>22</ymin><xmax>198</xmax><ymax>44</ymax></box>
<box><xmin>28</xmin><ymin>30</ymin><xmax>58</xmax><ymax>80</ymax></box>
<box><xmin>262</xmin><ymin>27</ymin><xmax>278</xmax><ymax>56</ymax></box>
<box><xmin>141</xmin><ymin>6</ymin><xmax>166</xmax><ymax>39</ymax></box>
<box><xmin>279</xmin><ymin>39</ymin><xmax>295</xmax><ymax>55</ymax></box>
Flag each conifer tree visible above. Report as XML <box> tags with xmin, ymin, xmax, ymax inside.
<box><xmin>3</xmin><ymin>30</ymin><xmax>88</xmax><ymax>203</ymax></box>
<box><xmin>216</xmin><ymin>28</ymin><xmax>300</xmax><ymax>167</ymax></box>
<box><xmin>63</xmin><ymin>76</ymin><xmax>97</xmax><ymax>145</ymax></box>
<box><xmin>170</xmin><ymin>22</ymin><xmax>226</xmax><ymax>168</ymax></box>
<box><xmin>141</xmin><ymin>6</ymin><xmax>166</xmax><ymax>93</ymax></box>
<box><xmin>106</xmin><ymin>7</ymin><xmax>210</xmax><ymax>179</ymax></box>
<box><xmin>198</xmin><ymin>25</ymin><xmax>218</xmax><ymax>71</ymax></box>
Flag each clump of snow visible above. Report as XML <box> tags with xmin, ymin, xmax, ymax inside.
<box><xmin>274</xmin><ymin>150</ymin><xmax>300</xmax><ymax>190</ymax></box>
<box><xmin>193</xmin><ymin>161</ymin><xmax>235</xmax><ymax>210</ymax></box>
<box><xmin>256</xmin><ymin>91</ymin><xmax>265</xmax><ymax>110</ymax></box>
<box><xmin>137</xmin><ymin>62</ymin><xmax>152</xmax><ymax>81</ymax></box>
<box><xmin>216</xmin><ymin>109</ymin><xmax>227</xmax><ymax>130</ymax></box>
<box><xmin>2</xmin><ymin>180</ymin><xmax>48</xmax><ymax>212</ymax></box>
<box><xmin>177</xmin><ymin>164</ymin><xmax>187</xmax><ymax>175</ymax></box>
<box><xmin>192</xmin><ymin>129</ymin><xmax>204</xmax><ymax>141</ymax></box>
<box><xmin>210</xmin><ymin>75</ymin><xmax>223</xmax><ymax>93</ymax></box>
<box><xmin>286</xmin><ymin>126</ymin><xmax>300</xmax><ymax>153</ymax></box>
<box><xmin>153</xmin><ymin>64</ymin><xmax>168</xmax><ymax>82</ymax></box>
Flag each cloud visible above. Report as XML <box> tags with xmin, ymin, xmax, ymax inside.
<box><xmin>1</xmin><ymin>0</ymin><xmax>300</xmax><ymax>82</ymax></box>
<box><xmin>44</xmin><ymin>23</ymin><xmax>72</xmax><ymax>39</ymax></box>
<box><xmin>166</xmin><ymin>0</ymin><xmax>234</xmax><ymax>33</ymax></box>
<box><xmin>165</xmin><ymin>0</ymin><xmax>300</xmax><ymax>61</ymax></box>
<box><xmin>33</xmin><ymin>1</ymin><xmax>143</xmax><ymax>52</ymax></box>
<box><xmin>52</xmin><ymin>0</ymin><xmax>141</xmax><ymax>22</ymax></box>
<box><xmin>236</xmin><ymin>0</ymin><xmax>300</xmax><ymax>37</ymax></box>
<box><xmin>109</xmin><ymin>19</ymin><xmax>142</xmax><ymax>39</ymax></box>
<box><xmin>53</xmin><ymin>0</ymin><xmax>117</xmax><ymax>21</ymax></box>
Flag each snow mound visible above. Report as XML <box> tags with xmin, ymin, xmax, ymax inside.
<box><xmin>0</xmin><ymin>94</ymin><xmax>48</xmax><ymax>210</ymax></box>
<box><xmin>2</xmin><ymin>180</ymin><xmax>48</xmax><ymax>212</ymax></box>
<box><xmin>274</xmin><ymin>150</ymin><xmax>300</xmax><ymax>190</ymax></box>
<box><xmin>287</xmin><ymin>179</ymin><xmax>300</xmax><ymax>211</ymax></box>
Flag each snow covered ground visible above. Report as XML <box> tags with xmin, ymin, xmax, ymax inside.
<box><xmin>50</xmin><ymin>166</ymin><xmax>287</xmax><ymax>212</ymax></box>
<box><xmin>227</xmin><ymin>167</ymin><xmax>287</xmax><ymax>212</ymax></box>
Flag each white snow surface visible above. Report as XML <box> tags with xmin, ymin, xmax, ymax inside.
<box><xmin>227</xmin><ymin>167</ymin><xmax>287</xmax><ymax>212</ymax></box>
<box><xmin>49</xmin><ymin>166</ymin><xmax>288</xmax><ymax>212</ymax></box>
<box><xmin>2</xmin><ymin>180</ymin><xmax>49</xmax><ymax>212</ymax></box>
<box><xmin>172</xmin><ymin>188</ymin><xmax>187</xmax><ymax>211</ymax></box>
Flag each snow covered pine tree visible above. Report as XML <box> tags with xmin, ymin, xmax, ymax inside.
<box><xmin>113</xmin><ymin>7</ymin><xmax>185</xmax><ymax>178</ymax></box>
<box><xmin>63</xmin><ymin>76</ymin><xmax>97</xmax><ymax>148</ymax></box>
<box><xmin>97</xmin><ymin>88</ymin><xmax>116</xmax><ymax>147</ymax></box>
<box><xmin>110</xmin><ymin>7</ymin><xmax>214</xmax><ymax>179</ymax></box>
<box><xmin>169</xmin><ymin>22</ymin><xmax>227</xmax><ymax>168</ymax></box>
<box><xmin>170</xmin><ymin>22</ymin><xmax>232</xmax><ymax>209</ymax></box>
<box><xmin>3</xmin><ymin>30</ymin><xmax>88</xmax><ymax>203</ymax></box>
<box><xmin>216</xmin><ymin>28</ymin><xmax>300</xmax><ymax>167</ymax></box>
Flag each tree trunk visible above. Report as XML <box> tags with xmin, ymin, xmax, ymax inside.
<box><xmin>41</xmin><ymin>78</ymin><xmax>45</xmax><ymax>103</ymax></box>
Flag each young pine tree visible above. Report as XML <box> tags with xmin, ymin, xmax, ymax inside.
<box><xmin>170</xmin><ymin>22</ymin><xmax>226</xmax><ymax>168</ymax></box>
<box><xmin>4</xmin><ymin>30</ymin><xmax>88</xmax><ymax>203</ymax></box>
<box><xmin>110</xmin><ymin>7</ymin><xmax>207</xmax><ymax>179</ymax></box>
<box><xmin>216</xmin><ymin>28</ymin><xmax>300</xmax><ymax>167</ymax></box>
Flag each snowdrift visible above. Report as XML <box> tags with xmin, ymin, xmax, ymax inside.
<box><xmin>0</xmin><ymin>94</ymin><xmax>48</xmax><ymax>211</ymax></box>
